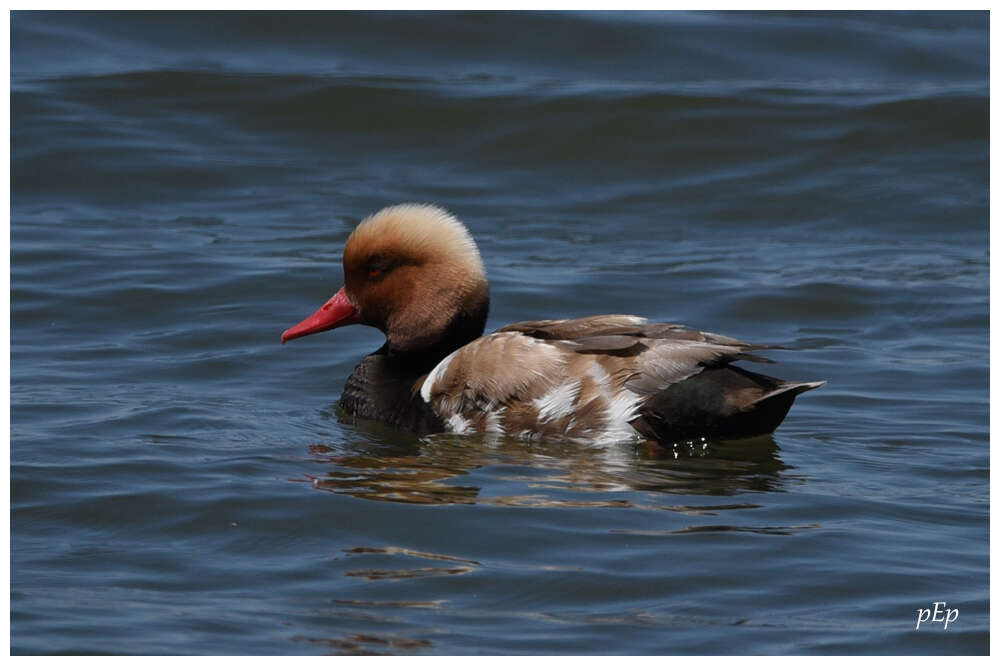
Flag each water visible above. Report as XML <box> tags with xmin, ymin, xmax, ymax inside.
<box><xmin>10</xmin><ymin>11</ymin><xmax>989</xmax><ymax>655</ymax></box>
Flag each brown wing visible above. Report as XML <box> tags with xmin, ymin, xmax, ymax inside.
<box><xmin>419</xmin><ymin>315</ymin><xmax>784</xmax><ymax>442</ymax></box>
<box><xmin>496</xmin><ymin>314</ymin><xmax>655</xmax><ymax>340</ymax></box>
<box><xmin>498</xmin><ymin>314</ymin><xmax>777</xmax><ymax>350</ymax></box>
<box><xmin>419</xmin><ymin>331</ymin><xmax>569</xmax><ymax>417</ymax></box>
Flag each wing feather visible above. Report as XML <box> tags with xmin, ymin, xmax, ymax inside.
<box><xmin>420</xmin><ymin>315</ymin><xmax>784</xmax><ymax>440</ymax></box>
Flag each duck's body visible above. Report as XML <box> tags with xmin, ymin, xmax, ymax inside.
<box><xmin>283</xmin><ymin>204</ymin><xmax>824</xmax><ymax>444</ymax></box>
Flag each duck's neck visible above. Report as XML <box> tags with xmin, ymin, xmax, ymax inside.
<box><xmin>391</xmin><ymin>294</ymin><xmax>490</xmax><ymax>372</ymax></box>
<box><xmin>338</xmin><ymin>296</ymin><xmax>489</xmax><ymax>434</ymax></box>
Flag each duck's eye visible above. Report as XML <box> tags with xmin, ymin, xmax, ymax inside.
<box><xmin>365</xmin><ymin>254</ymin><xmax>396</xmax><ymax>279</ymax></box>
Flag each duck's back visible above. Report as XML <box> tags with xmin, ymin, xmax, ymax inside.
<box><xmin>417</xmin><ymin>315</ymin><xmax>825</xmax><ymax>443</ymax></box>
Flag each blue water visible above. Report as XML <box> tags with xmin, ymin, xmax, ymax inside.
<box><xmin>10</xmin><ymin>11</ymin><xmax>989</xmax><ymax>655</ymax></box>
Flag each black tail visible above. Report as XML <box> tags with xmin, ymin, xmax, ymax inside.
<box><xmin>631</xmin><ymin>365</ymin><xmax>825</xmax><ymax>444</ymax></box>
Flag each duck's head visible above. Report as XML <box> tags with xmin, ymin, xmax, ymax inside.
<box><xmin>281</xmin><ymin>204</ymin><xmax>490</xmax><ymax>355</ymax></box>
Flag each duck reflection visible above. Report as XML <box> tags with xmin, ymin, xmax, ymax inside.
<box><xmin>304</xmin><ymin>410</ymin><xmax>797</xmax><ymax>506</ymax></box>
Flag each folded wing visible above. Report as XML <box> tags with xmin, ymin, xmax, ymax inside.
<box><xmin>418</xmin><ymin>315</ymin><xmax>822</xmax><ymax>443</ymax></box>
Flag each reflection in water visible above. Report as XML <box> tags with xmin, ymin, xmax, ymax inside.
<box><xmin>302</xmin><ymin>413</ymin><xmax>798</xmax><ymax>507</ymax></box>
<box><xmin>291</xmin><ymin>422</ymin><xmax>811</xmax><ymax>654</ymax></box>
<box><xmin>290</xmin><ymin>547</ymin><xmax>467</xmax><ymax>655</ymax></box>
<box><xmin>343</xmin><ymin>546</ymin><xmax>482</xmax><ymax>565</ymax></box>
<box><xmin>330</xmin><ymin>598</ymin><xmax>446</xmax><ymax>609</ymax></box>
<box><xmin>340</xmin><ymin>548</ymin><xmax>481</xmax><ymax>581</ymax></box>
<box><xmin>344</xmin><ymin>566</ymin><xmax>476</xmax><ymax>580</ymax></box>
<box><xmin>610</xmin><ymin>524</ymin><xmax>820</xmax><ymax>536</ymax></box>
<box><xmin>292</xmin><ymin>632</ymin><xmax>432</xmax><ymax>656</ymax></box>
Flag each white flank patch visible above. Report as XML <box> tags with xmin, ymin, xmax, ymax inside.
<box><xmin>419</xmin><ymin>349</ymin><xmax>459</xmax><ymax>403</ymax></box>
<box><xmin>603</xmin><ymin>389</ymin><xmax>645</xmax><ymax>439</ymax></box>
<box><xmin>446</xmin><ymin>413</ymin><xmax>472</xmax><ymax>435</ymax></box>
<box><xmin>533</xmin><ymin>380</ymin><xmax>581</xmax><ymax>423</ymax></box>
<box><xmin>483</xmin><ymin>407</ymin><xmax>507</xmax><ymax>435</ymax></box>
<box><xmin>586</xmin><ymin>362</ymin><xmax>614</xmax><ymax>398</ymax></box>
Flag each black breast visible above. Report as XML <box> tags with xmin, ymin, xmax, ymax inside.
<box><xmin>338</xmin><ymin>349</ymin><xmax>445</xmax><ymax>435</ymax></box>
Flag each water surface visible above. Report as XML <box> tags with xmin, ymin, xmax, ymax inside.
<box><xmin>10</xmin><ymin>11</ymin><xmax>989</xmax><ymax>655</ymax></box>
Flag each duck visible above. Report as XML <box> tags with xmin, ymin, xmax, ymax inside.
<box><xmin>282</xmin><ymin>204</ymin><xmax>825</xmax><ymax>444</ymax></box>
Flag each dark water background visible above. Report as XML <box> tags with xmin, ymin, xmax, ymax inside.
<box><xmin>10</xmin><ymin>11</ymin><xmax>989</xmax><ymax>655</ymax></box>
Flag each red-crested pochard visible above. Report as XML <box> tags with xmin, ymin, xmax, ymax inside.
<box><xmin>282</xmin><ymin>204</ymin><xmax>824</xmax><ymax>444</ymax></box>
